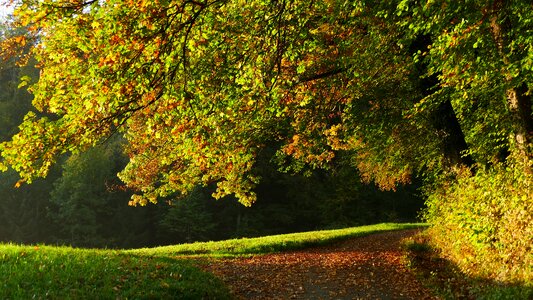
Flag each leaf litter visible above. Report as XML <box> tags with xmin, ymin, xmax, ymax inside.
<box><xmin>200</xmin><ymin>229</ymin><xmax>438</xmax><ymax>299</ymax></box>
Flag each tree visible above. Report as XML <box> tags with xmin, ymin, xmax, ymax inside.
<box><xmin>395</xmin><ymin>0</ymin><xmax>532</xmax><ymax>166</ymax></box>
<box><xmin>0</xmin><ymin>0</ymin><xmax>530</xmax><ymax>207</ymax></box>
<box><xmin>393</xmin><ymin>0</ymin><xmax>532</xmax><ymax>282</ymax></box>
<box><xmin>159</xmin><ymin>187</ymin><xmax>216</xmax><ymax>243</ymax></box>
<box><xmin>49</xmin><ymin>144</ymin><xmax>117</xmax><ymax>246</ymax></box>
<box><xmin>49</xmin><ymin>139</ymin><xmax>158</xmax><ymax>248</ymax></box>
<box><xmin>0</xmin><ymin>168</ymin><xmax>60</xmax><ymax>244</ymax></box>
<box><xmin>0</xmin><ymin>0</ymin><xmax>427</xmax><ymax>205</ymax></box>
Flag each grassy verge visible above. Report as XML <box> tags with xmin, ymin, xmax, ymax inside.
<box><xmin>403</xmin><ymin>232</ymin><xmax>533</xmax><ymax>300</ymax></box>
<box><xmin>0</xmin><ymin>222</ymin><xmax>425</xmax><ymax>298</ymax></box>
<box><xmin>0</xmin><ymin>244</ymin><xmax>230</xmax><ymax>299</ymax></box>
<box><xmin>129</xmin><ymin>222</ymin><xmax>426</xmax><ymax>257</ymax></box>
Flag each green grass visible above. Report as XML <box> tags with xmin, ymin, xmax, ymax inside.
<box><xmin>0</xmin><ymin>244</ymin><xmax>230</xmax><ymax>299</ymax></box>
<box><xmin>0</xmin><ymin>222</ymin><xmax>426</xmax><ymax>298</ymax></box>
<box><xmin>129</xmin><ymin>222</ymin><xmax>427</xmax><ymax>257</ymax></box>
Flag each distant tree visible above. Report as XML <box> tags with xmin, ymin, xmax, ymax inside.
<box><xmin>49</xmin><ymin>139</ymin><xmax>155</xmax><ymax>248</ymax></box>
<box><xmin>159</xmin><ymin>187</ymin><xmax>216</xmax><ymax>243</ymax></box>
<box><xmin>0</xmin><ymin>169</ymin><xmax>59</xmax><ymax>244</ymax></box>
<box><xmin>49</xmin><ymin>145</ymin><xmax>115</xmax><ymax>246</ymax></box>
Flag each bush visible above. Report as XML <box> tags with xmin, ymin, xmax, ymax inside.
<box><xmin>424</xmin><ymin>162</ymin><xmax>532</xmax><ymax>284</ymax></box>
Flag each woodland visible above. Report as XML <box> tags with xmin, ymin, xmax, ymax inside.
<box><xmin>0</xmin><ymin>0</ymin><xmax>531</xmax><ymax>292</ymax></box>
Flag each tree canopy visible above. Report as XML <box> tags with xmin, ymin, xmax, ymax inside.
<box><xmin>0</xmin><ymin>0</ymin><xmax>531</xmax><ymax>206</ymax></box>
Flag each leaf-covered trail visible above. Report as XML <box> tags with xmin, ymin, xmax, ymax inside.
<box><xmin>201</xmin><ymin>229</ymin><xmax>438</xmax><ymax>299</ymax></box>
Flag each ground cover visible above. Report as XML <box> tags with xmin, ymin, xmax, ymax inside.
<box><xmin>403</xmin><ymin>232</ymin><xmax>533</xmax><ymax>300</ymax></box>
<box><xmin>129</xmin><ymin>222</ymin><xmax>426</xmax><ymax>257</ymax></box>
<box><xmin>0</xmin><ymin>244</ymin><xmax>230</xmax><ymax>299</ymax></box>
<box><xmin>201</xmin><ymin>229</ymin><xmax>437</xmax><ymax>299</ymax></box>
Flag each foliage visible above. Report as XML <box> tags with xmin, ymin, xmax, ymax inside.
<box><xmin>0</xmin><ymin>243</ymin><xmax>231</xmax><ymax>299</ymax></box>
<box><xmin>0</xmin><ymin>27</ymin><xmax>160</xmax><ymax>249</ymax></box>
<box><xmin>1</xmin><ymin>7</ymin><xmax>426</xmax><ymax>251</ymax></box>
<box><xmin>2</xmin><ymin>0</ymin><xmax>529</xmax><ymax>206</ymax></box>
<box><xmin>253</xmin><ymin>156</ymin><xmax>425</xmax><ymax>231</ymax></box>
<box><xmin>0</xmin><ymin>52</ymin><xmax>35</xmax><ymax>142</ymax></box>
<box><xmin>0</xmin><ymin>0</ymin><xmax>442</xmax><ymax>206</ymax></box>
<box><xmin>395</xmin><ymin>0</ymin><xmax>533</xmax><ymax>163</ymax></box>
<box><xmin>423</xmin><ymin>161</ymin><xmax>532</xmax><ymax>284</ymax></box>
<box><xmin>130</xmin><ymin>222</ymin><xmax>426</xmax><ymax>257</ymax></box>
<box><xmin>50</xmin><ymin>145</ymin><xmax>118</xmax><ymax>247</ymax></box>
<box><xmin>393</xmin><ymin>0</ymin><xmax>533</xmax><ymax>285</ymax></box>
<box><xmin>0</xmin><ymin>15</ymin><xmax>38</xmax><ymax>140</ymax></box>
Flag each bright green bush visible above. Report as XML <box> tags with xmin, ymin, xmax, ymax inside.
<box><xmin>424</xmin><ymin>163</ymin><xmax>532</xmax><ymax>284</ymax></box>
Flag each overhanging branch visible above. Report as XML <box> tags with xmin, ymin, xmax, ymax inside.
<box><xmin>298</xmin><ymin>67</ymin><xmax>347</xmax><ymax>83</ymax></box>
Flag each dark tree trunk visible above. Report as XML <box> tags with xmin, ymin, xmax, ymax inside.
<box><xmin>410</xmin><ymin>35</ymin><xmax>475</xmax><ymax>168</ymax></box>
<box><xmin>432</xmin><ymin>101</ymin><xmax>475</xmax><ymax>167</ymax></box>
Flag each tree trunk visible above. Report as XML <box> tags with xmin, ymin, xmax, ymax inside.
<box><xmin>410</xmin><ymin>34</ymin><xmax>474</xmax><ymax>168</ymax></box>
<box><xmin>490</xmin><ymin>0</ymin><xmax>533</xmax><ymax>162</ymax></box>
<box><xmin>432</xmin><ymin>100</ymin><xmax>475</xmax><ymax>168</ymax></box>
<box><xmin>503</xmin><ymin>84</ymin><xmax>533</xmax><ymax>160</ymax></box>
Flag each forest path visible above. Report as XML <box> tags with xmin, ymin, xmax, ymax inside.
<box><xmin>201</xmin><ymin>229</ymin><xmax>438</xmax><ymax>300</ymax></box>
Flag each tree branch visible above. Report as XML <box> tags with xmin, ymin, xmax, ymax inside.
<box><xmin>298</xmin><ymin>67</ymin><xmax>347</xmax><ymax>83</ymax></box>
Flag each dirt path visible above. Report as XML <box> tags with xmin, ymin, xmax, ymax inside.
<box><xmin>201</xmin><ymin>229</ymin><xmax>438</xmax><ymax>299</ymax></box>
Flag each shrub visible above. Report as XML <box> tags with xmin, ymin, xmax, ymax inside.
<box><xmin>424</xmin><ymin>162</ymin><xmax>532</xmax><ymax>284</ymax></box>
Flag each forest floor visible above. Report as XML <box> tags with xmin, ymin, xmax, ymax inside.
<box><xmin>200</xmin><ymin>229</ymin><xmax>438</xmax><ymax>299</ymax></box>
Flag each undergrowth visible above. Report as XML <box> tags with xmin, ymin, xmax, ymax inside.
<box><xmin>423</xmin><ymin>162</ymin><xmax>532</xmax><ymax>284</ymax></box>
<box><xmin>403</xmin><ymin>232</ymin><xmax>533</xmax><ymax>300</ymax></box>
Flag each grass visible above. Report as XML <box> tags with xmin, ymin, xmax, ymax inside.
<box><xmin>0</xmin><ymin>244</ymin><xmax>231</xmax><ymax>299</ymax></box>
<box><xmin>403</xmin><ymin>232</ymin><xmax>533</xmax><ymax>300</ymax></box>
<box><xmin>129</xmin><ymin>222</ymin><xmax>426</xmax><ymax>257</ymax></box>
<box><xmin>0</xmin><ymin>222</ymin><xmax>425</xmax><ymax>298</ymax></box>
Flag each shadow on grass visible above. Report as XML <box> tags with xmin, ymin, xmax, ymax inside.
<box><xmin>403</xmin><ymin>235</ymin><xmax>532</xmax><ymax>300</ymax></box>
